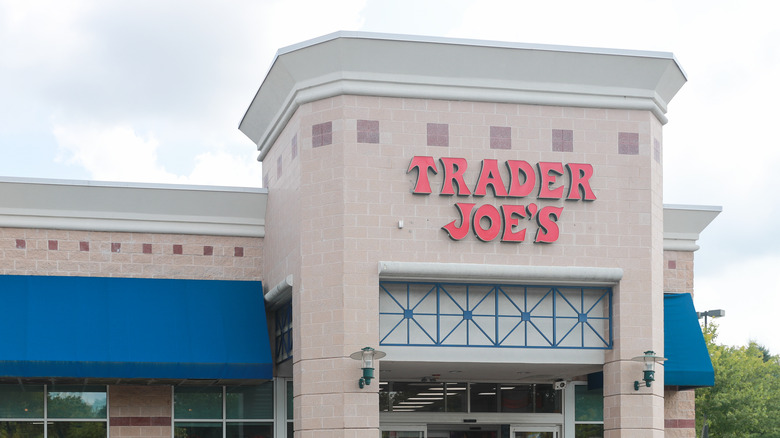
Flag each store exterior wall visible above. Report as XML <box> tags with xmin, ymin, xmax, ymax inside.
<box><xmin>242</xmin><ymin>33</ymin><xmax>694</xmax><ymax>438</ymax></box>
<box><xmin>0</xmin><ymin>32</ymin><xmax>720</xmax><ymax>438</ymax></box>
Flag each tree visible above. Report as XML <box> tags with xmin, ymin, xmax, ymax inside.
<box><xmin>696</xmin><ymin>324</ymin><xmax>780</xmax><ymax>437</ymax></box>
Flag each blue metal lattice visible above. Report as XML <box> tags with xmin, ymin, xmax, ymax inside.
<box><xmin>275</xmin><ymin>300</ymin><xmax>293</xmax><ymax>363</ymax></box>
<box><xmin>379</xmin><ymin>282</ymin><xmax>612</xmax><ymax>349</ymax></box>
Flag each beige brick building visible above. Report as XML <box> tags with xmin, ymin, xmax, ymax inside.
<box><xmin>0</xmin><ymin>33</ymin><xmax>719</xmax><ymax>438</ymax></box>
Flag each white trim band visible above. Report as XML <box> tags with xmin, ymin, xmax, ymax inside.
<box><xmin>378</xmin><ymin>261</ymin><xmax>623</xmax><ymax>286</ymax></box>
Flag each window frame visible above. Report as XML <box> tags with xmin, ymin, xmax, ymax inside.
<box><xmin>0</xmin><ymin>384</ymin><xmax>108</xmax><ymax>437</ymax></box>
<box><xmin>173</xmin><ymin>383</ymin><xmax>278</xmax><ymax>438</ymax></box>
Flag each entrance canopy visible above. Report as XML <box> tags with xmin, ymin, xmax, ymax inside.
<box><xmin>664</xmin><ymin>293</ymin><xmax>715</xmax><ymax>387</ymax></box>
<box><xmin>0</xmin><ymin>275</ymin><xmax>272</xmax><ymax>380</ymax></box>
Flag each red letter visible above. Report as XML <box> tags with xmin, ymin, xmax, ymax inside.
<box><xmin>442</xmin><ymin>203</ymin><xmax>475</xmax><ymax>240</ymax></box>
<box><xmin>537</xmin><ymin>162</ymin><xmax>565</xmax><ymax>199</ymax></box>
<box><xmin>439</xmin><ymin>157</ymin><xmax>471</xmax><ymax>196</ymax></box>
<box><xmin>407</xmin><ymin>156</ymin><xmax>438</xmax><ymax>194</ymax></box>
<box><xmin>474</xmin><ymin>159</ymin><xmax>508</xmax><ymax>197</ymax></box>
<box><xmin>501</xmin><ymin>204</ymin><xmax>527</xmax><ymax>242</ymax></box>
<box><xmin>506</xmin><ymin>160</ymin><xmax>536</xmax><ymax>198</ymax></box>
<box><xmin>566</xmin><ymin>163</ymin><xmax>596</xmax><ymax>201</ymax></box>
<box><xmin>535</xmin><ymin>206</ymin><xmax>563</xmax><ymax>243</ymax></box>
<box><xmin>472</xmin><ymin>204</ymin><xmax>502</xmax><ymax>241</ymax></box>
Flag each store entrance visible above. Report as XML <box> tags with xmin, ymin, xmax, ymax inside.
<box><xmin>426</xmin><ymin>424</ymin><xmax>559</xmax><ymax>438</ymax></box>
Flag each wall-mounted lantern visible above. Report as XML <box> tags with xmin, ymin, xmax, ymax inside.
<box><xmin>631</xmin><ymin>350</ymin><xmax>667</xmax><ymax>390</ymax></box>
<box><xmin>350</xmin><ymin>347</ymin><xmax>386</xmax><ymax>389</ymax></box>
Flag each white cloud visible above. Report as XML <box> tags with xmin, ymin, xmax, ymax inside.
<box><xmin>53</xmin><ymin>123</ymin><xmax>180</xmax><ymax>183</ymax></box>
<box><xmin>188</xmin><ymin>151</ymin><xmax>262</xmax><ymax>187</ymax></box>
<box><xmin>53</xmin><ymin>123</ymin><xmax>262</xmax><ymax>186</ymax></box>
<box><xmin>695</xmin><ymin>254</ymin><xmax>780</xmax><ymax>354</ymax></box>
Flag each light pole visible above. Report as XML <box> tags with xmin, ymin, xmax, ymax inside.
<box><xmin>697</xmin><ymin>309</ymin><xmax>725</xmax><ymax>326</ymax></box>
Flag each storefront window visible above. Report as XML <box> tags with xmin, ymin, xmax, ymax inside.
<box><xmin>0</xmin><ymin>385</ymin><xmax>107</xmax><ymax>438</ymax></box>
<box><xmin>286</xmin><ymin>381</ymin><xmax>294</xmax><ymax>438</ymax></box>
<box><xmin>174</xmin><ymin>383</ymin><xmax>274</xmax><ymax>438</ymax></box>
<box><xmin>574</xmin><ymin>385</ymin><xmax>603</xmax><ymax>437</ymax></box>
<box><xmin>48</xmin><ymin>385</ymin><xmax>107</xmax><ymax>419</ymax></box>
<box><xmin>380</xmin><ymin>382</ymin><xmax>466</xmax><ymax>413</ymax></box>
<box><xmin>380</xmin><ymin>382</ymin><xmax>560</xmax><ymax>414</ymax></box>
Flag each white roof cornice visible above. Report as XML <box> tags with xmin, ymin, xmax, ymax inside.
<box><xmin>240</xmin><ymin>31</ymin><xmax>688</xmax><ymax>161</ymax></box>
<box><xmin>663</xmin><ymin>204</ymin><xmax>721</xmax><ymax>251</ymax></box>
<box><xmin>0</xmin><ymin>177</ymin><xmax>267</xmax><ymax>237</ymax></box>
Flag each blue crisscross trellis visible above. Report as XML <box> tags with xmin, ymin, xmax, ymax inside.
<box><xmin>379</xmin><ymin>281</ymin><xmax>612</xmax><ymax>349</ymax></box>
<box><xmin>275</xmin><ymin>300</ymin><xmax>293</xmax><ymax>363</ymax></box>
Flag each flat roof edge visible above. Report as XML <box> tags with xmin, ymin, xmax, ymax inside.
<box><xmin>0</xmin><ymin>178</ymin><xmax>267</xmax><ymax>237</ymax></box>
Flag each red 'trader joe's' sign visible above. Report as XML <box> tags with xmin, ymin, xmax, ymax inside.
<box><xmin>407</xmin><ymin>157</ymin><xmax>596</xmax><ymax>243</ymax></box>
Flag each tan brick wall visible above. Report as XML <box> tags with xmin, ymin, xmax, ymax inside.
<box><xmin>0</xmin><ymin>228</ymin><xmax>262</xmax><ymax>280</ymax></box>
<box><xmin>664</xmin><ymin>250</ymin><xmax>695</xmax><ymax>294</ymax></box>
<box><xmin>664</xmin><ymin>389</ymin><xmax>696</xmax><ymax>438</ymax></box>
<box><xmin>109</xmin><ymin>385</ymin><xmax>171</xmax><ymax>438</ymax></box>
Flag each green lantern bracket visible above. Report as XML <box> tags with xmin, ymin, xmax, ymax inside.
<box><xmin>350</xmin><ymin>347</ymin><xmax>387</xmax><ymax>389</ymax></box>
<box><xmin>631</xmin><ymin>350</ymin><xmax>667</xmax><ymax>390</ymax></box>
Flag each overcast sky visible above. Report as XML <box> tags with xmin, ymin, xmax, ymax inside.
<box><xmin>1</xmin><ymin>0</ymin><xmax>778</xmax><ymax>353</ymax></box>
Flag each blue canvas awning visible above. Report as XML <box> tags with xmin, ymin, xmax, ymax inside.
<box><xmin>664</xmin><ymin>293</ymin><xmax>714</xmax><ymax>388</ymax></box>
<box><xmin>0</xmin><ymin>275</ymin><xmax>272</xmax><ymax>380</ymax></box>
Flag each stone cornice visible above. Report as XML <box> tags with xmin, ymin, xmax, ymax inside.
<box><xmin>240</xmin><ymin>31</ymin><xmax>687</xmax><ymax>161</ymax></box>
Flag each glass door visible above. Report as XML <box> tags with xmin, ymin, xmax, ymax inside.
<box><xmin>382</xmin><ymin>425</ymin><xmax>427</xmax><ymax>438</ymax></box>
<box><xmin>511</xmin><ymin>425</ymin><xmax>559</xmax><ymax>438</ymax></box>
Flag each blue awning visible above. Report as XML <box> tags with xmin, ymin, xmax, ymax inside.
<box><xmin>0</xmin><ymin>275</ymin><xmax>272</xmax><ymax>380</ymax></box>
<box><xmin>664</xmin><ymin>293</ymin><xmax>714</xmax><ymax>388</ymax></box>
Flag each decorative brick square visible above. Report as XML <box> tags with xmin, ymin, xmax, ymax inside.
<box><xmin>312</xmin><ymin>122</ymin><xmax>333</xmax><ymax>148</ymax></box>
<box><xmin>668</xmin><ymin>260</ymin><xmax>677</xmax><ymax>269</ymax></box>
<box><xmin>48</xmin><ymin>240</ymin><xmax>58</xmax><ymax>250</ymax></box>
<box><xmin>618</xmin><ymin>132</ymin><xmax>639</xmax><ymax>155</ymax></box>
<box><xmin>427</xmin><ymin>123</ymin><xmax>449</xmax><ymax>147</ymax></box>
<box><xmin>234</xmin><ymin>247</ymin><xmax>244</xmax><ymax>257</ymax></box>
<box><xmin>490</xmin><ymin>126</ymin><xmax>511</xmax><ymax>149</ymax></box>
<box><xmin>79</xmin><ymin>241</ymin><xmax>89</xmax><ymax>252</ymax></box>
<box><xmin>203</xmin><ymin>246</ymin><xmax>214</xmax><ymax>256</ymax></box>
<box><xmin>291</xmin><ymin>134</ymin><xmax>298</xmax><ymax>159</ymax></box>
<box><xmin>111</xmin><ymin>242</ymin><xmax>121</xmax><ymax>253</ymax></box>
<box><xmin>173</xmin><ymin>244</ymin><xmax>183</xmax><ymax>255</ymax></box>
<box><xmin>142</xmin><ymin>243</ymin><xmax>152</xmax><ymax>254</ymax></box>
<box><xmin>552</xmin><ymin>129</ymin><xmax>574</xmax><ymax>152</ymax></box>
<box><xmin>277</xmin><ymin>156</ymin><xmax>283</xmax><ymax>177</ymax></box>
<box><xmin>357</xmin><ymin>119</ymin><xmax>380</xmax><ymax>144</ymax></box>
<box><xmin>16</xmin><ymin>239</ymin><xmax>26</xmax><ymax>249</ymax></box>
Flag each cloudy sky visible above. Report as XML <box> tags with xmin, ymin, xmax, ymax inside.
<box><xmin>1</xmin><ymin>0</ymin><xmax>778</xmax><ymax>353</ymax></box>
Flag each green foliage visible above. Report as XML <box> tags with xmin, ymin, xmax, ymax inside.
<box><xmin>696</xmin><ymin>324</ymin><xmax>780</xmax><ymax>437</ymax></box>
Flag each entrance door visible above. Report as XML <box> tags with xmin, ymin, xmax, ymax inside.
<box><xmin>511</xmin><ymin>425</ymin><xmax>559</xmax><ymax>438</ymax></box>
<box><xmin>427</xmin><ymin>424</ymin><xmax>499</xmax><ymax>438</ymax></box>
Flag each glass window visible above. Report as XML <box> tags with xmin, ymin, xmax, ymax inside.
<box><xmin>0</xmin><ymin>385</ymin><xmax>107</xmax><ymax>438</ymax></box>
<box><xmin>574</xmin><ymin>385</ymin><xmax>603</xmax><ymax>422</ymax></box>
<box><xmin>470</xmin><ymin>383</ymin><xmax>498</xmax><ymax>412</ymax></box>
<box><xmin>175</xmin><ymin>422</ymin><xmax>223</xmax><ymax>438</ymax></box>
<box><xmin>0</xmin><ymin>385</ymin><xmax>44</xmax><ymax>418</ymax></box>
<box><xmin>380</xmin><ymin>382</ymin><xmax>467</xmax><ymax>413</ymax></box>
<box><xmin>48</xmin><ymin>421</ymin><xmax>107</xmax><ymax>438</ymax></box>
<box><xmin>174</xmin><ymin>385</ymin><xmax>274</xmax><ymax>438</ymax></box>
<box><xmin>0</xmin><ymin>421</ymin><xmax>44</xmax><ymax>438</ymax></box>
<box><xmin>227</xmin><ymin>383</ymin><xmax>274</xmax><ymax>419</ymax></box>
<box><xmin>175</xmin><ymin>386</ymin><xmax>223</xmax><ymax>420</ymax></box>
<box><xmin>574</xmin><ymin>384</ymin><xmax>603</xmax><ymax>436</ymax></box>
<box><xmin>286</xmin><ymin>381</ymin><xmax>294</xmax><ymax>438</ymax></box>
<box><xmin>48</xmin><ymin>385</ymin><xmax>107</xmax><ymax>419</ymax></box>
<box><xmin>379</xmin><ymin>382</ymin><xmax>560</xmax><ymax>413</ymax></box>
<box><xmin>382</xmin><ymin>432</ymin><xmax>424</xmax><ymax>438</ymax></box>
<box><xmin>574</xmin><ymin>424</ymin><xmax>603</xmax><ymax>438</ymax></box>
